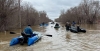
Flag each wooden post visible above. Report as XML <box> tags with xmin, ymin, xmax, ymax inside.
<box><xmin>5</xmin><ymin>31</ymin><xmax>6</xmax><ymax>35</ymax></box>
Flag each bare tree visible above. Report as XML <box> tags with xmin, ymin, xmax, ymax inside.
<box><xmin>0</xmin><ymin>0</ymin><xmax>19</xmax><ymax>31</ymax></box>
<box><xmin>0</xmin><ymin>0</ymin><xmax>51</xmax><ymax>32</ymax></box>
<box><xmin>56</xmin><ymin>0</ymin><xmax>100</xmax><ymax>24</ymax></box>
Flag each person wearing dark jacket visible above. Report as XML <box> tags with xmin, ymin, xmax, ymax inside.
<box><xmin>65</xmin><ymin>22</ymin><xmax>71</xmax><ymax>31</ymax></box>
<box><xmin>72</xmin><ymin>21</ymin><xmax>76</xmax><ymax>26</ymax></box>
<box><xmin>77</xmin><ymin>25</ymin><xmax>81</xmax><ymax>32</ymax></box>
<box><xmin>23</xmin><ymin>25</ymin><xmax>33</xmax><ymax>35</ymax></box>
<box><xmin>55</xmin><ymin>23</ymin><xmax>59</xmax><ymax>26</ymax></box>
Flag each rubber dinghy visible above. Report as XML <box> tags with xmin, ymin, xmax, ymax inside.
<box><xmin>69</xmin><ymin>26</ymin><xmax>78</xmax><ymax>33</ymax></box>
<box><xmin>69</xmin><ymin>26</ymin><xmax>86</xmax><ymax>33</ymax></box>
<box><xmin>54</xmin><ymin>23</ymin><xmax>60</xmax><ymax>28</ymax></box>
<box><xmin>10</xmin><ymin>31</ymin><xmax>41</xmax><ymax>46</ymax></box>
<box><xmin>54</xmin><ymin>26</ymin><xmax>60</xmax><ymax>28</ymax></box>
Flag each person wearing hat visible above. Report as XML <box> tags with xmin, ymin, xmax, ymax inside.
<box><xmin>23</xmin><ymin>25</ymin><xmax>33</xmax><ymax>35</ymax></box>
<box><xmin>72</xmin><ymin>21</ymin><xmax>76</xmax><ymax>26</ymax></box>
<box><xmin>65</xmin><ymin>22</ymin><xmax>71</xmax><ymax>31</ymax></box>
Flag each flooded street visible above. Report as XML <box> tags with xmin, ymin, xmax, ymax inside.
<box><xmin>0</xmin><ymin>23</ymin><xmax>100</xmax><ymax>51</ymax></box>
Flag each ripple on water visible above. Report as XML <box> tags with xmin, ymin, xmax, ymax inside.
<box><xmin>0</xmin><ymin>23</ymin><xmax>100</xmax><ymax>51</ymax></box>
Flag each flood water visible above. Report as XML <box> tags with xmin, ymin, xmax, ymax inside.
<box><xmin>0</xmin><ymin>22</ymin><xmax>100</xmax><ymax>51</ymax></box>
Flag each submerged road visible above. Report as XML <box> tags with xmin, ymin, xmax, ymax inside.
<box><xmin>0</xmin><ymin>22</ymin><xmax>100</xmax><ymax>51</ymax></box>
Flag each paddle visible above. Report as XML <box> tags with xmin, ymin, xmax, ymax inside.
<box><xmin>10</xmin><ymin>32</ymin><xmax>52</xmax><ymax>37</ymax></box>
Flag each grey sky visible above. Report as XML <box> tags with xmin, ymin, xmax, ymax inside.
<box><xmin>23</xmin><ymin>0</ymin><xmax>82</xmax><ymax>20</ymax></box>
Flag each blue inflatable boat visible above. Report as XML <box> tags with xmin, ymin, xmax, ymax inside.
<box><xmin>10</xmin><ymin>32</ymin><xmax>41</xmax><ymax>46</ymax></box>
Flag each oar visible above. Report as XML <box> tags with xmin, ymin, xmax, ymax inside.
<box><xmin>10</xmin><ymin>32</ymin><xmax>16</xmax><ymax>34</ymax></box>
<box><xmin>10</xmin><ymin>32</ymin><xmax>52</xmax><ymax>37</ymax></box>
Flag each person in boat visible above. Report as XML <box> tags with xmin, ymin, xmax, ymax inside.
<box><xmin>42</xmin><ymin>22</ymin><xmax>45</xmax><ymax>25</ymax></box>
<box><xmin>65</xmin><ymin>22</ymin><xmax>71</xmax><ymax>31</ymax></box>
<box><xmin>76</xmin><ymin>25</ymin><xmax>86</xmax><ymax>33</ymax></box>
<box><xmin>77</xmin><ymin>25</ymin><xmax>81</xmax><ymax>32</ymax></box>
<box><xmin>20</xmin><ymin>25</ymin><xmax>36</xmax><ymax>45</ymax></box>
<box><xmin>72</xmin><ymin>21</ymin><xmax>76</xmax><ymax>26</ymax></box>
<box><xmin>52</xmin><ymin>22</ymin><xmax>54</xmax><ymax>24</ymax></box>
<box><xmin>55</xmin><ymin>23</ymin><xmax>59</xmax><ymax>26</ymax></box>
<box><xmin>51</xmin><ymin>22</ymin><xmax>54</xmax><ymax>24</ymax></box>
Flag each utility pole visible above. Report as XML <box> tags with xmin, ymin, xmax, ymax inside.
<box><xmin>18</xmin><ymin>0</ymin><xmax>21</xmax><ymax>29</ymax></box>
<box><xmin>18</xmin><ymin>0</ymin><xmax>21</xmax><ymax>34</ymax></box>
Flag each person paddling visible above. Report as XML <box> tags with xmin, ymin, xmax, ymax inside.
<box><xmin>20</xmin><ymin>25</ymin><xmax>36</xmax><ymax>45</ymax></box>
<box><xmin>42</xmin><ymin>22</ymin><xmax>45</xmax><ymax>26</ymax></box>
<box><xmin>65</xmin><ymin>22</ymin><xmax>71</xmax><ymax>31</ymax></box>
<box><xmin>72</xmin><ymin>21</ymin><xmax>76</xmax><ymax>26</ymax></box>
<box><xmin>55</xmin><ymin>23</ymin><xmax>59</xmax><ymax>26</ymax></box>
<box><xmin>23</xmin><ymin>25</ymin><xmax>33</xmax><ymax>35</ymax></box>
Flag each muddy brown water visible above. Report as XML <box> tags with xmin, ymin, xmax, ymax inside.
<box><xmin>0</xmin><ymin>22</ymin><xmax>100</xmax><ymax>51</ymax></box>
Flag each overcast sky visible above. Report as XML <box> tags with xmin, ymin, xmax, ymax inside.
<box><xmin>23</xmin><ymin>0</ymin><xmax>82</xmax><ymax>20</ymax></box>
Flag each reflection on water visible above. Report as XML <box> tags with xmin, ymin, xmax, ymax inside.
<box><xmin>0</xmin><ymin>23</ymin><xmax>100</xmax><ymax>51</ymax></box>
<box><xmin>79</xmin><ymin>24</ymin><xmax>100</xmax><ymax>30</ymax></box>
